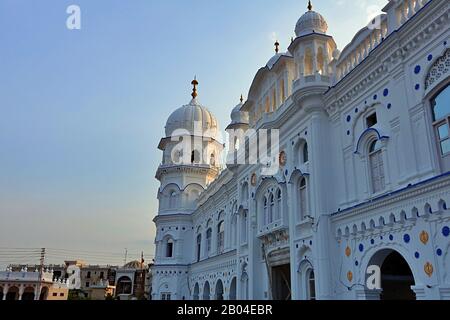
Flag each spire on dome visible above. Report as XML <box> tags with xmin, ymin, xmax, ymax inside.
<box><xmin>308</xmin><ymin>0</ymin><xmax>313</xmax><ymax>11</ymax></box>
<box><xmin>240</xmin><ymin>94</ymin><xmax>244</xmax><ymax>103</ymax></box>
<box><xmin>274</xmin><ymin>40</ymin><xmax>280</xmax><ymax>53</ymax></box>
<box><xmin>191</xmin><ymin>76</ymin><xmax>199</xmax><ymax>99</ymax></box>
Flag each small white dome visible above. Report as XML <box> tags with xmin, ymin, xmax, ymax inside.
<box><xmin>295</xmin><ymin>10</ymin><xmax>328</xmax><ymax>37</ymax></box>
<box><xmin>165</xmin><ymin>98</ymin><xmax>219</xmax><ymax>139</ymax></box>
<box><xmin>230</xmin><ymin>100</ymin><xmax>249</xmax><ymax>126</ymax></box>
<box><xmin>266</xmin><ymin>52</ymin><xmax>292</xmax><ymax>70</ymax></box>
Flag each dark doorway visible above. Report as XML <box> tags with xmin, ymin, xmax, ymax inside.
<box><xmin>271</xmin><ymin>264</ymin><xmax>291</xmax><ymax>300</ymax></box>
<box><xmin>380</xmin><ymin>251</ymin><xmax>416</xmax><ymax>300</ymax></box>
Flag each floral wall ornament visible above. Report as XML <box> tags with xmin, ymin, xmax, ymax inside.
<box><xmin>251</xmin><ymin>173</ymin><xmax>257</xmax><ymax>186</ymax></box>
<box><xmin>420</xmin><ymin>231</ymin><xmax>429</xmax><ymax>245</ymax></box>
<box><xmin>279</xmin><ymin>151</ymin><xmax>287</xmax><ymax>167</ymax></box>
<box><xmin>347</xmin><ymin>271</ymin><xmax>353</xmax><ymax>282</ymax></box>
<box><xmin>424</xmin><ymin>262</ymin><xmax>434</xmax><ymax>277</ymax></box>
<box><xmin>345</xmin><ymin>246</ymin><xmax>351</xmax><ymax>257</ymax></box>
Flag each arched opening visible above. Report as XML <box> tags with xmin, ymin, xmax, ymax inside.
<box><xmin>116</xmin><ymin>276</ymin><xmax>133</xmax><ymax>295</ymax></box>
<box><xmin>39</xmin><ymin>286</ymin><xmax>48</xmax><ymax>300</ymax></box>
<box><xmin>304</xmin><ymin>48</ymin><xmax>313</xmax><ymax>76</ymax></box>
<box><xmin>241</xmin><ymin>271</ymin><xmax>249</xmax><ymax>299</ymax></box>
<box><xmin>368</xmin><ymin>249</ymin><xmax>416</xmax><ymax>300</ymax></box>
<box><xmin>298</xmin><ymin>177</ymin><xmax>308</xmax><ymax>221</ymax></box>
<box><xmin>196</xmin><ymin>233</ymin><xmax>202</xmax><ymax>262</ymax></box>
<box><xmin>206</xmin><ymin>227</ymin><xmax>212</xmax><ymax>256</ymax></box>
<box><xmin>217</xmin><ymin>220</ymin><xmax>225</xmax><ymax>254</ymax></box>
<box><xmin>166</xmin><ymin>238</ymin><xmax>174</xmax><ymax>258</ymax></box>
<box><xmin>317</xmin><ymin>47</ymin><xmax>324</xmax><ymax>75</ymax></box>
<box><xmin>215</xmin><ymin>280</ymin><xmax>224</xmax><ymax>300</ymax></box>
<box><xmin>431</xmin><ymin>83</ymin><xmax>450</xmax><ymax>171</ymax></box>
<box><xmin>0</xmin><ymin>286</ymin><xmax>3</xmax><ymax>300</ymax></box>
<box><xmin>193</xmin><ymin>283</ymin><xmax>200</xmax><ymax>300</ymax></box>
<box><xmin>303</xmin><ymin>142</ymin><xmax>309</xmax><ymax>163</ymax></box>
<box><xmin>229</xmin><ymin>277</ymin><xmax>237</xmax><ymax>300</ymax></box>
<box><xmin>203</xmin><ymin>282</ymin><xmax>210</xmax><ymax>300</ymax></box>
<box><xmin>6</xmin><ymin>286</ymin><xmax>19</xmax><ymax>300</ymax></box>
<box><xmin>306</xmin><ymin>269</ymin><xmax>316</xmax><ymax>300</ymax></box>
<box><xmin>369</xmin><ymin>139</ymin><xmax>385</xmax><ymax>194</ymax></box>
<box><xmin>22</xmin><ymin>287</ymin><xmax>35</xmax><ymax>301</ymax></box>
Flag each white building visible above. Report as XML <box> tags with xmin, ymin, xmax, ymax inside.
<box><xmin>151</xmin><ymin>0</ymin><xmax>450</xmax><ymax>300</ymax></box>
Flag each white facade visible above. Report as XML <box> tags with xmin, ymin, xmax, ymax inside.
<box><xmin>152</xmin><ymin>0</ymin><xmax>450</xmax><ymax>300</ymax></box>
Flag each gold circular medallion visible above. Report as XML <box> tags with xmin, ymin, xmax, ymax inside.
<box><xmin>279</xmin><ymin>151</ymin><xmax>287</xmax><ymax>167</ymax></box>
<box><xmin>424</xmin><ymin>262</ymin><xmax>434</xmax><ymax>277</ymax></box>
<box><xmin>345</xmin><ymin>246</ymin><xmax>351</xmax><ymax>257</ymax></box>
<box><xmin>420</xmin><ymin>231</ymin><xmax>429</xmax><ymax>245</ymax></box>
<box><xmin>347</xmin><ymin>271</ymin><xmax>353</xmax><ymax>282</ymax></box>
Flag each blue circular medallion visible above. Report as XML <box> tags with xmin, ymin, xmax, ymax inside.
<box><xmin>415</xmin><ymin>84</ymin><xmax>420</xmax><ymax>91</ymax></box>
<box><xmin>347</xmin><ymin>130</ymin><xmax>350</xmax><ymax>136</ymax></box>
<box><xmin>414</xmin><ymin>65</ymin><xmax>421</xmax><ymax>74</ymax></box>
<box><xmin>403</xmin><ymin>234</ymin><xmax>410</xmax><ymax>243</ymax></box>
<box><xmin>389</xmin><ymin>235</ymin><xmax>394</xmax><ymax>241</ymax></box>
<box><xmin>370</xmin><ymin>239</ymin><xmax>375</xmax><ymax>245</ymax></box>
<box><xmin>383</xmin><ymin>88</ymin><xmax>389</xmax><ymax>96</ymax></box>
<box><xmin>387</xmin><ymin>103</ymin><xmax>392</xmax><ymax>109</ymax></box>
<box><xmin>373</xmin><ymin>94</ymin><xmax>378</xmax><ymax>100</ymax></box>
<box><xmin>355</xmin><ymin>261</ymin><xmax>359</xmax><ymax>266</ymax></box>
<box><xmin>443</xmin><ymin>226</ymin><xmax>450</xmax><ymax>237</ymax></box>
<box><xmin>309</xmin><ymin>240</ymin><xmax>313</xmax><ymax>246</ymax></box>
<box><xmin>415</xmin><ymin>252</ymin><xmax>420</xmax><ymax>259</ymax></box>
<box><xmin>437</xmin><ymin>249</ymin><xmax>443</xmax><ymax>256</ymax></box>
<box><xmin>346</xmin><ymin>115</ymin><xmax>351</xmax><ymax>122</ymax></box>
<box><xmin>428</xmin><ymin>54</ymin><xmax>433</xmax><ymax>61</ymax></box>
<box><xmin>355</xmin><ymin>108</ymin><xmax>359</xmax><ymax>113</ymax></box>
<box><xmin>359</xmin><ymin>244</ymin><xmax>364</xmax><ymax>252</ymax></box>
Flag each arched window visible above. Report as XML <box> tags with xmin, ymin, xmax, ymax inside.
<box><xmin>317</xmin><ymin>47</ymin><xmax>324</xmax><ymax>75</ymax></box>
<box><xmin>431</xmin><ymin>84</ymin><xmax>450</xmax><ymax>156</ymax></box>
<box><xmin>280</xmin><ymin>78</ymin><xmax>286</xmax><ymax>103</ymax></box>
<box><xmin>276</xmin><ymin>189</ymin><xmax>282</xmax><ymax>220</ymax></box>
<box><xmin>210</xmin><ymin>153</ymin><xmax>216</xmax><ymax>166</ymax></box>
<box><xmin>307</xmin><ymin>269</ymin><xmax>316</xmax><ymax>300</ymax></box>
<box><xmin>269</xmin><ymin>193</ymin><xmax>274</xmax><ymax>224</ymax></box>
<box><xmin>263</xmin><ymin>197</ymin><xmax>268</xmax><ymax>225</ymax></box>
<box><xmin>241</xmin><ymin>212</ymin><xmax>248</xmax><ymax>243</ymax></box>
<box><xmin>166</xmin><ymin>238</ymin><xmax>174</xmax><ymax>258</ymax></box>
<box><xmin>196</xmin><ymin>234</ymin><xmax>202</xmax><ymax>262</ymax></box>
<box><xmin>303</xmin><ymin>142</ymin><xmax>309</xmax><ymax>163</ymax></box>
<box><xmin>169</xmin><ymin>190</ymin><xmax>177</xmax><ymax>208</ymax></box>
<box><xmin>191</xmin><ymin>150</ymin><xmax>201</xmax><ymax>164</ymax></box>
<box><xmin>369</xmin><ymin>140</ymin><xmax>385</xmax><ymax>193</ymax></box>
<box><xmin>304</xmin><ymin>48</ymin><xmax>313</xmax><ymax>76</ymax></box>
<box><xmin>206</xmin><ymin>228</ymin><xmax>212</xmax><ymax>255</ymax></box>
<box><xmin>217</xmin><ymin>221</ymin><xmax>225</xmax><ymax>254</ymax></box>
<box><xmin>299</xmin><ymin>177</ymin><xmax>308</xmax><ymax>221</ymax></box>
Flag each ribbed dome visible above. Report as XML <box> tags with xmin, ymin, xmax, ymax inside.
<box><xmin>266</xmin><ymin>52</ymin><xmax>292</xmax><ymax>70</ymax></box>
<box><xmin>123</xmin><ymin>260</ymin><xmax>144</xmax><ymax>269</ymax></box>
<box><xmin>230</xmin><ymin>101</ymin><xmax>249</xmax><ymax>126</ymax></box>
<box><xmin>295</xmin><ymin>10</ymin><xmax>328</xmax><ymax>37</ymax></box>
<box><xmin>165</xmin><ymin>98</ymin><xmax>219</xmax><ymax>139</ymax></box>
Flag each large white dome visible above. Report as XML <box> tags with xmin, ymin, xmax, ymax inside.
<box><xmin>165</xmin><ymin>98</ymin><xmax>219</xmax><ymax>139</ymax></box>
<box><xmin>295</xmin><ymin>9</ymin><xmax>328</xmax><ymax>37</ymax></box>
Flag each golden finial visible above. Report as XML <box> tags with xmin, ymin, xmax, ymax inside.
<box><xmin>274</xmin><ymin>40</ymin><xmax>280</xmax><ymax>53</ymax></box>
<box><xmin>308</xmin><ymin>0</ymin><xmax>313</xmax><ymax>11</ymax></box>
<box><xmin>191</xmin><ymin>76</ymin><xmax>198</xmax><ymax>99</ymax></box>
<box><xmin>240</xmin><ymin>94</ymin><xmax>244</xmax><ymax>103</ymax></box>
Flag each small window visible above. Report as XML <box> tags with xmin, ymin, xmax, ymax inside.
<box><xmin>366</xmin><ymin>113</ymin><xmax>378</xmax><ymax>128</ymax></box>
<box><xmin>308</xmin><ymin>270</ymin><xmax>316</xmax><ymax>300</ymax></box>
<box><xmin>85</xmin><ymin>282</ymin><xmax>90</xmax><ymax>288</ymax></box>
<box><xmin>86</xmin><ymin>271</ymin><xmax>91</xmax><ymax>279</ymax></box>
<box><xmin>303</xmin><ymin>143</ymin><xmax>309</xmax><ymax>163</ymax></box>
<box><xmin>60</xmin><ymin>293</ymin><xmax>64</xmax><ymax>297</ymax></box>
<box><xmin>166</xmin><ymin>239</ymin><xmax>174</xmax><ymax>257</ymax></box>
<box><xmin>52</xmin><ymin>293</ymin><xmax>57</xmax><ymax>297</ymax></box>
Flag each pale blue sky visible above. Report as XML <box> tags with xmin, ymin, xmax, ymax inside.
<box><xmin>0</xmin><ymin>0</ymin><xmax>387</xmax><ymax>267</ymax></box>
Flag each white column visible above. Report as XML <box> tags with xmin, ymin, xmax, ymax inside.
<box><xmin>2</xmin><ymin>285</ymin><xmax>8</xmax><ymax>300</ymax></box>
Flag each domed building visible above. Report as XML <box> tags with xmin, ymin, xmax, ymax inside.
<box><xmin>152</xmin><ymin>0</ymin><xmax>450</xmax><ymax>300</ymax></box>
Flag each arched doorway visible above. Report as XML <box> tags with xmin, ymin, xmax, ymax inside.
<box><xmin>368</xmin><ymin>249</ymin><xmax>416</xmax><ymax>300</ymax></box>
<box><xmin>215</xmin><ymin>280</ymin><xmax>224</xmax><ymax>300</ymax></box>
<box><xmin>6</xmin><ymin>286</ymin><xmax>19</xmax><ymax>300</ymax></box>
<box><xmin>116</xmin><ymin>276</ymin><xmax>133</xmax><ymax>295</ymax></box>
<box><xmin>0</xmin><ymin>286</ymin><xmax>3</xmax><ymax>300</ymax></box>
<box><xmin>229</xmin><ymin>277</ymin><xmax>237</xmax><ymax>300</ymax></box>
<box><xmin>193</xmin><ymin>283</ymin><xmax>199</xmax><ymax>300</ymax></box>
<box><xmin>203</xmin><ymin>282</ymin><xmax>210</xmax><ymax>300</ymax></box>
<box><xmin>39</xmin><ymin>287</ymin><xmax>49</xmax><ymax>300</ymax></box>
<box><xmin>22</xmin><ymin>287</ymin><xmax>35</xmax><ymax>300</ymax></box>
